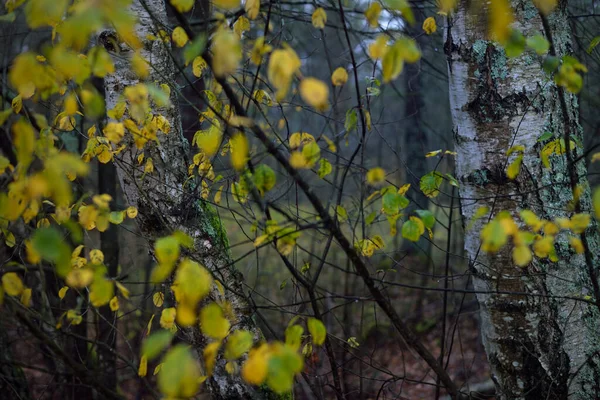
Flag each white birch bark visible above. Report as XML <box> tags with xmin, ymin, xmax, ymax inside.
<box><xmin>446</xmin><ymin>1</ymin><xmax>600</xmax><ymax>398</ymax></box>
<box><xmin>100</xmin><ymin>1</ymin><xmax>270</xmax><ymax>397</ymax></box>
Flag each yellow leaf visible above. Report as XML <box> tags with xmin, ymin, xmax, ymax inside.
<box><xmin>173</xmin><ymin>259</ymin><xmax>212</xmax><ymax>308</ymax></box>
<box><xmin>153</xmin><ymin>292</ymin><xmax>165</xmax><ymax>307</ymax></box>
<box><xmin>145</xmin><ymin>158</ymin><xmax>154</xmax><ymax>173</ymax></box>
<box><xmin>242</xmin><ymin>344</ymin><xmax>269</xmax><ymax>385</ymax></box>
<box><xmin>20</xmin><ymin>288</ymin><xmax>32</xmax><ymax>306</ymax></box>
<box><xmin>299</xmin><ymin>78</ymin><xmax>329</xmax><ymax>111</ymax></box>
<box><xmin>382</xmin><ymin>43</ymin><xmax>404</xmax><ymax>83</ymax></box>
<box><xmin>192</xmin><ymin>56</ymin><xmax>208</xmax><ymax>78</ymax></box>
<box><xmin>64</xmin><ymin>93</ymin><xmax>78</xmax><ymax>116</ymax></box>
<box><xmin>200</xmin><ymin>303</ymin><xmax>231</xmax><ymax>339</ymax></box>
<box><xmin>512</xmin><ymin>245</ymin><xmax>532</xmax><ymax>267</ymax></box>
<box><xmin>245</xmin><ymin>0</ymin><xmax>260</xmax><ymax>19</ymax></box>
<box><xmin>224</xmin><ymin>330</ymin><xmax>253</xmax><ymax>360</ymax></box>
<box><xmin>506</xmin><ymin>154</ymin><xmax>523</xmax><ymax>180</ymax></box>
<box><xmin>138</xmin><ymin>355</ymin><xmax>148</xmax><ymax>377</ymax></box>
<box><xmin>58</xmin><ymin>286</ymin><xmax>69</xmax><ymax>299</ymax></box>
<box><xmin>203</xmin><ymin>341</ymin><xmax>221</xmax><ymax>376</ymax></box>
<box><xmin>369</xmin><ymin>36</ymin><xmax>388</xmax><ymax>60</ymax></box>
<box><xmin>422</xmin><ymin>17</ymin><xmax>437</xmax><ymax>34</ymax></box>
<box><xmin>250</xmin><ymin>36</ymin><xmax>272</xmax><ymax>65</ymax></box>
<box><xmin>126</xmin><ymin>206</ymin><xmax>138</xmax><ymax>218</ymax></box>
<box><xmin>366</xmin><ymin>167</ymin><xmax>386</xmax><ymax>185</ymax></box>
<box><xmin>365</xmin><ymin>2</ymin><xmax>382</xmax><ymax>28</ymax></box>
<box><xmin>160</xmin><ymin>307</ymin><xmax>177</xmax><ymax>329</ymax></box>
<box><xmin>103</xmin><ymin>122</ymin><xmax>125</xmax><ymax>144</ymax></box>
<box><xmin>312</xmin><ymin>7</ymin><xmax>327</xmax><ymax>29</ymax></box>
<box><xmin>109</xmin><ymin>296</ymin><xmax>119</xmax><ymax>311</ymax></box>
<box><xmin>11</xmin><ymin>95</ymin><xmax>22</xmax><ymax>114</ymax></box>
<box><xmin>211</xmin><ymin>29</ymin><xmax>242</xmax><ymax>77</ymax></box>
<box><xmin>489</xmin><ymin>0</ymin><xmax>514</xmax><ymax>44</ymax></box>
<box><xmin>153</xmin><ymin>363</ymin><xmax>163</xmax><ymax>376</ymax></box>
<box><xmin>67</xmin><ymin>309</ymin><xmax>83</xmax><ymax>325</ymax></box>
<box><xmin>158</xmin><ymin>345</ymin><xmax>201</xmax><ymax>398</ymax></box>
<box><xmin>90</xmin><ymin>279</ymin><xmax>114</xmax><ymax>307</ymax></box>
<box><xmin>268</xmin><ymin>46</ymin><xmax>301</xmax><ymax>101</ymax></box>
<box><xmin>308</xmin><ymin>317</ymin><xmax>327</xmax><ymax>345</ymax></box>
<box><xmin>331</xmin><ymin>67</ymin><xmax>348</xmax><ymax>86</ymax></box>
<box><xmin>593</xmin><ymin>188</ymin><xmax>600</xmax><ymax>220</ymax></box>
<box><xmin>2</xmin><ymin>273</ymin><xmax>24</xmax><ymax>296</ymax></box>
<box><xmin>230</xmin><ymin>133</ymin><xmax>249</xmax><ymax>170</ymax></box>
<box><xmin>437</xmin><ymin>0</ymin><xmax>457</xmax><ymax>16</ymax></box>
<box><xmin>170</xmin><ymin>0</ymin><xmax>193</xmax><ymax>12</ymax></box>
<box><xmin>571</xmin><ymin>213</ymin><xmax>591</xmax><ymax>234</ymax></box>
<box><xmin>90</xmin><ymin>249</ymin><xmax>104</xmax><ymax>265</ymax></box>
<box><xmin>132</xmin><ymin>52</ymin><xmax>150</xmax><ymax>79</ymax></box>
<box><xmin>172</xmin><ymin>26</ymin><xmax>189</xmax><ymax>47</ymax></box>
<box><xmin>533</xmin><ymin>0</ymin><xmax>557</xmax><ymax>15</ymax></box>
<box><xmin>570</xmin><ymin>236</ymin><xmax>584</xmax><ymax>254</ymax></box>
<box><xmin>115</xmin><ymin>281</ymin><xmax>130</xmax><ymax>299</ymax></box>
<box><xmin>214</xmin><ymin>0</ymin><xmax>241</xmax><ymax>10</ymax></box>
<box><xmin>233</xmin><ymin>16</ymin><xmax>251</xmax><ymax>37</ymax></box>
<box><xmin>25</xmin><ymin>0</ymin><xmax>68</xmax><ymax>28</ymax></box>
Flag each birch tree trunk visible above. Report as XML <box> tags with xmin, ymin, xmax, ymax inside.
<box><xmin>446</xmin><ymin>1</ymin><xmax>600</xmax><ymax>398</ymax></box>
<box><xmin>100</xmin><ymin>1</ymin><xmax>270</xmax><ymax>398</ymax></box>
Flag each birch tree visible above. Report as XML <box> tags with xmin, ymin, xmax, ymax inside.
<box><xmin>100</xmin><ymin>0</ymin><xmax>272</xmax><ymax>397</ymax></box>
<box><xmin>446</xmin><ymin>0</ymin><xmax>600</xmax><ymax>397</ymax></box>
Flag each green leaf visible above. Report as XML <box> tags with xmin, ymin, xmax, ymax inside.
<box><xmin>307</xmin><ymin>318</ymin><xmax>326</xmax><ymax>346</ymax></box>
<box><xmin>445</xmin><ymin>173</ymin><xmax>459</xmax><ymax>187</ymax></box>
<box><xmin>383</xmin><ymin>0</ymin><xmax>414</xmax><ymax>24</ymax></box>
<box><xmin>336</xmin><ymin>205</ymin><xmax>348</xmax><ymax>223</ymax></box>
<box><xmin>420</xmin><ymin>172</ymin><xmax>443</xmax><ymax>198</ymax></box>
<box><xmin>0</xmin><ymin>12</ymin><xmax>16</xmax><ymax>23</ymax></box>
<box><xmin>285</xmin><ymin>324</ymin><xmax>304</xmax><ymax>351</ymax></box>
<box><xmin>587</xmin><ymin>36</ymin><xmax>600</xmax><ymax>54</ymax></box>
<box><xmin>415</xmin><ymin>210</ymin><xmax>435</xmax><ymax>229</ymax></box>
<box><xmin>543</xmin><ymin>56</ymin><xmax>560</xmax><ymax>74</ymax></box>
<box><xmin>365</xmin><ymin>211</ymin><xmax>377</xmax><ymax>225</ymax></box>
<box><xmin>345</xmin><ymin>109</ymin><xmax>357</xmax><ymax>132</ymax></box>
<box><xmin>401</xmin><ymin>217</ymin><xmax>424</xmax><ymax>242</ymax></box>
<box><xmin>318</xmin><ymin>158</ymin><xmax>332</xmax><ymax>178</ymax></box>
<box><xmin>537</xmin><ymin>131</ymin><xmax>553</xmax><ymax>142</ymax></box>
<box><xmin>142</xmin><ymin>331</ymin><xmax>174</xmax><ymax>360</ymax></box>
<box><xmin>224</xmin><ymin>330</ymin><xmax>253</xmax><ymax>360</ymax></box>
<box><xmin>108</xmin><ymin>211</ymin><xmax>125</xmax><ymax>224</ymax></box>
<box><xmin>505</xmin><ymin>29</ymin><xmax>526</xmax><ymax>58</ymax></box>
<box><xmin>253</xmin><ymin>164</ymin><xmax>276</xmax><ymax>194</ymax></box>
<box><xmin>593</xmin><ymin>187</ymin><xmax>600</xmax><ymax>220</ymax></box>
<box><xmin>382</xmin><ymin>192</ymin><xmax>409</xmax><ymax>215</ymax></box>
<box><xmin>183</xmin><ymin>34</ymin><xmax>207</xmax><ymax>65</ymax></box>
<box><xmin>158</xmin><ymin>344</ymin><xmax>201</xmax><ymax>398</ymax></box>
<box><xmin>526</xmin><ymin>34</ymin><xmax>549</xmax><ymax>55</ymax></box>
<box><xmin>31</xmin><ymin>228</ymin><xmax>71</xmax><ymax>277</ymax></box>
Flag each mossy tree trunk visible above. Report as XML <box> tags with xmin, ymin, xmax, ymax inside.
<box><xmin>446</xmin><ymin>1</ymin><xmax>600</xmax><ymax>398</ymax></box>
<box><xmin>101</xmin><ymin>0</ymin><xmax>269</xmax><ymax>397</ymax></box>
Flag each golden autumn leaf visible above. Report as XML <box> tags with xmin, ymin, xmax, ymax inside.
<box><xmin>312</xmin><ymin>7</ymin><xmax>327</xmax><ymax>29</ymax></box>
<box><xmin>299</xmin><ymin>78</ymin><xmax>329</xmax><ymax>111</ymax></box>
<box><xmin>230</xmin><ymin>133</ymin><xmax>249</xmax><ymax>170</ymax></box>
<box><xmin>331</xmin><ymin>67</ymin><xmax>348</xmax><ymax>86</ymax></box>
<box><xmin>172</xmin><ymin>26</ymin><xmax>189</xmax><ymax>47</ymax></box>
<box><xmin>422</xmin><ymin>17</ymin><xmax>437</xmax><ymax>34</ymax></box>
<box><xmin>213</xmin><ymin>0</ymin><xmax>241</xmax><ymax>10</ymax></box>
<box><xmin>268</xmin><ymin>46</ymin><xmax>301</xmax><ymax>101</ymax></box>
<box><xmin>245</xmin><ymin>0</ymin><xmax>260</xmax><ymax>19</ymax></box>
<box><xmin>365</xmin><ymin>2</ymin><xmax>382</xmax><ymax>28</ymax></box>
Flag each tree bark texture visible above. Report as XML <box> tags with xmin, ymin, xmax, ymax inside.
<box><xmin>446</xmin><ymin>1</ymin><xmax>600</xmax><ymax>398</ymax></box>
<box><xmin>101</xmin><ymin>1</ymin><xmax>270</xmax><ymax>397</ymax></box>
